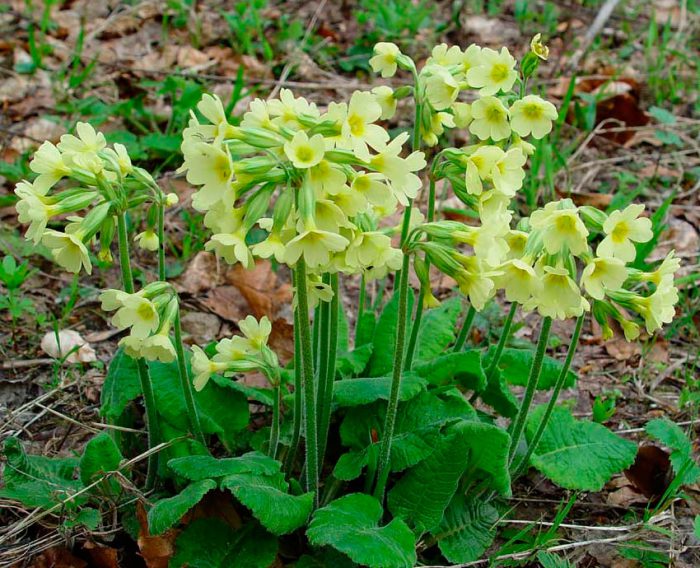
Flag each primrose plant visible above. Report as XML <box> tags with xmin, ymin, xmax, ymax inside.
<box><xmin>6</xmin><ymin>34</ymin><xmax>684</xmax><ymax>567</ymax></box>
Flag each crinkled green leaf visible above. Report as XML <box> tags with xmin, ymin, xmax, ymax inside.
<box><xmin>355</xmin><ymin>311</ymin><xmax>377</xmax><ymax>348</ymax></box>
<box><xmin>527</xmin><ymin>406</ymin><xmax>637</xmax><ymax>491</ymax></box>
<box><xmin>333</xmin><ymin>451</ymin><xmax>370</xmax><ymax>481</ymax></box>
<box><xmin>388</xmin><ymin>419</ymin><xmax>510</xmax><ymax>532</ymax></box>
<box><xmin>79</xmin><ymin>432</ymin><xmax>123</xmax><ymax>486</ymax></box>
<box><xmin>479</xmin><ymin>368</ymin><xmax>518</xmax><ymax>418</ymax></box>
<box><xmin>169</xmin><ymin>451</ymin><xmax>280</xmax><ymax>481</ymax></box>
<box><xmin>333</xmin><ymin>373</ymin><xmax>426</xmax><ymax>407</ymax></box>
<box><xmin>415</xmin><ymin>297</ymin><xmax>462</xmax><ymax>361</ymax></box>
<box><xmin>221</xmin><ymin>470</ymin><xmax>313</xmax><ymax>535</ymax></box>
<box><xmin>368</xmin><ymin>293</ymin><xmax>414</xmax><ymax>376</ymax></box>
<box><xmin>148</xmin><ymin>479</ymin><xmax>217</xmax><ymax>535</ymax></box>
<box><xmin>433</xmin><ymin>494</ymin><xmax>498</xmax><ymax>564</ymax></box>
<box><xmin>489</xmin><ymin>347</ymin><xmax>577</xmax><ymax>390</ymax></box>
<box><xmin>63</xmin><ymin>507</ymin><xmax>102</xmax><ymax>531</ymax></box>
<box><xmin>646</xmin><ymin>418</ymin><xmax>700</xmax><ymax>485</ymax></box>
<box><xmin>100</xmin><ymin>348</ymin><xmax>142</xmax><ymax>420</ymax></box>
<box><xmin>170</xmin><ymin>518</ymin><xmax>278</xmax><ymax>568</ymax></box>
<box><xmin>337</xmin><ymin>344</ymin><xmax>373</xmax><ymax>378</ymax></box>
<box><xmin>307</xmin><ymin>493</ymin><xmax>416</xmax><ymax>568</ymax></box>
<box><xmin>413</xmin><ymin>350</ymin><xmax>485</xmax><ymax>391</ymax></box>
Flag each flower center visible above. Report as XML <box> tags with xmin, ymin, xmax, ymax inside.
<box><xmin>347</xmin><ymin>114</ymin><xmax>365</xmax><ymax>137</ymax></box>
<box><xmin>523</xmin><ymin>103</ymin><xmax>543</xmax><ymax>119</ymax></box>
<box><xmin>611</xmin><ymin>222</ymin><xmax>630</xmax><ymax>243</ymax></box>
<box><xmin>487</xmin><ymin>106</ymin><xmax>504</xmax><ymax>122</ymax></box>
<box><xmin>295</xmin><ymin>146</ymin><xmax>313</xmax><ymax>163</ymax></box>
<box><xmin>490</xmin><ymin>64</ymin><xmax>509</xmax><ymax>83</ymax></box>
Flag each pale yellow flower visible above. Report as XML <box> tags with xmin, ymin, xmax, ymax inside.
<box><xmin>464</xmin><ymin>146</ymin><xmax>503</xmax><ymax>195</ymax></box>
<box><xmin>427</xmin><ymin>43</ymin><xmax>464</xmax><ymax>67</ymax></box>
<box><xmin>284</xmin><ymin>130</ymin><xmax>325</xmax><ymax>169</ymax></box>
<box><xmin>344</xmin><ymin>232</ymin><xmax>401</xmax><ymax>274</ymax></box>
<box><xmin>371</xmin><ymin>86</ymin><xmax>397</xmax><ymax>120</ymax></box>
<box><xmin>57</xmin><ymin>122</ymin><xmax>106</xmax><ymax>160</ymax></box>
<box><xmin>454</xmin><ymin>255</ymin><xmax>497</xmax><ymax>311</ymax></box>
<box><xmin>251</xmin><ymin>231</ymin><xmax>287</xmax><ymax>263</ymax></box>
<box><xmin>597</xmin><ymin>204</ymin><xmax>652</xmax><ymax>262</ymax></box>
<box><xmin>15</xmin><ymin>180</ymin><xmax>59</xmax><ymax>243</ymax></box>
<box><xmin>309</xmin><ymin>160</ymin><xmax>347</xmax><ymax>196</ymax></box>
<box><xmin>135</xmin><ymin>230</ymin><xmax>159</xmax><ymax>252</ymax></box>
<box><xmin>339</xmin><ymin>91</ymin><xmax>389</xmax><ymax>161</ymax></box>
<box><xmin>452</xmin><ymin>102</ymin><xmax>472</xmax><ymax>128</ymax></box>
<box><xmin>42</xmin><ymin>229</ymin><xmax>92</xmax><ymax>274</ymax></box>
<box><xmin>466</xmin><ymin>47</ymin><xmax>517</xmax><ymax>95</ymax></box>
<box><xmin>268</xmin><ymin>88</ymin><xmax>319</xmax><ymax>128</ymax></box>
<box><xmin>494</xmin><ymin>259</ymin><xmax>541</xmax><ymax>304</ymax></box>
<box><xmin>109</xmin><ymin>294</ymin><xmax>160</xmax><ymax>339</ymax></box>
<box><xmin>492</xmin><ymin>148</ymin><xmax>526</xmax><ymax>196</ymax></box>
<box><xmin>238</xmin><ymin>315</ymin><xmax>272</xmax><ymax>350</ymax></box>
<box><xmin>530</xmin><ymin>202</ymin><xmax>589</xmax><ymax>256</ymax></box>
<box><xmin>369</xmin><ymin>133</ymin><xmax>425</xmax><ymax>205</ymax></box>
<box><xmin>641</xmin><ymin>250</ymin><xmax>680</xmax><ymax>286</ymax></box>
<box><xmin>580</xmin><ymin>256</ymin><xmax>628</xmax><ymax>300</ymax></box>
<box><xmin>180</xmin><ymin>141</ymin><xmax>234</xmax><ymax>211</ymax></box>
<box><xmin>469</xmin><ymin>96</ymin><xmax>510</xmax><ymax>141</ymax></box>
<box><xmin>30</xmin><ymin>141</ymin><xmax>71</xmax><ymax>192</ymax></box>
<box><xmin>424</xmin><ymin>67</ymin><xmax>460</xmax><ymax>111</ymax></box>
<box><xmin>284</xmin><ymin>229</ymin><xmax>349</xmax><ymax>269</ymax></box>
<box><xmin>530</xmin><ymin>33</ymin><xmax>549</xmax><ymax>60</ymax></box>
<box><xmin>205</xmin><ymin>231</ymin><xmax>253</xmax><ymax>268</ymax></box>
<box><xmin>459</xmin><ymin>44</ymin><xmax>483</xmax><ymax>79</ymax></box>
<box><xmin>192</xmin><ymin>346</ymin><xmax>228</xmax><ymax>391</ymax></box>
<box><xmin>510</xmin><ymin>95</ymin><xmax>558</xmax><ymax>139</ymax></box>
<box><xmin>103</xmin><ymin>143</ymin><xmax>133</xmax><ymax>176</ymax></box>
<box><xmin>632</xmin><ymin>280</ymin><xmax>678</xmax><ymax>334</ymax></box>
<box><xmin>527</xmin><ymin>265</ymin><xmax>588</xmax><ymax>320</ymax></box>
<box><xmin>351</xmin><ymin>173</ymin><xmax>391</xmax><ymax>207</ymax></box>
<box><xmin>369</xmin><ymin>42</ymin><xmax>401</xmax><ymax>78</ymax></box>
<box><xmin>140</xmin><ymin>332</ymin><xmax>176</xmax><ymax>363</ymax></box>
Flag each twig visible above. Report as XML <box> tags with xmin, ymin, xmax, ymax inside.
<box><xmin>567</xmin><ymin>0</ymin><xmax>622</xmax><ymax>70</ymax></box>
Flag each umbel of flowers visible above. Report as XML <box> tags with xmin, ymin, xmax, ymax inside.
<box><xmin>13</xmin><ymin>34</ymin><xmax>680</xmax><ymax>510</ymax></box>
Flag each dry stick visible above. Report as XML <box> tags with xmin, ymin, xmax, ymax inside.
<box><xmin>566</xmin><ymin>0</ymin><xmax>622</xmax><ymax>71</ymax></box>
<box><xmin>0</xmin><ymin>438</ymin><xmax>179</xmax><ymax>546</ymax></box>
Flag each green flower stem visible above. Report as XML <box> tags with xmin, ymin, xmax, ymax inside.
<box><xmin>269</xmin><ymin>385</ymin><xmax>281</xmax><ymax>459</ymax></box>
<box><xmin>373</xmin><ymin>252</ymin><xmax>411</xmax><ymax>501</ymax></box>
<box><xmin>511</xmin><ymin>315</ymin><xmax>583</xmax><ymax>476</ymax></box>
<box><xmin>404</xmin><ymin>175</ymin><xmax>437</xmax><ymax>370</ymax></box>
<box><xmin>373</xmin><ymin>72</ymin><xmax>423</xmax><ymax>501</ymax></box>
<box><xmin>116</xmin><ymin>213</ymin><xmax>160</xmax><ymax>490</ymax></box>
<box><xmin>294</xmin><ymin>258</ymin><xmax>319</xmax><ymax>504</ymax></box>
<box><xmin>157</xmin><ymin>197</ymin><xmax>166</xmax><ymax>282</ymax></box>
<box><xmin>453</xmin><ymin>304</ymin><xmax>477</xmax><ymax>352</ymax></box>
<box><xmin>508</xmin><ymin>316</ymin><xmax>552</xmax><ymax>463</ymax></box>
<box><xmin>485</xmin><ymin>302</ymin><xmax>518</xmax><ymax>376</ymax></box>
<box><xmin>173</xmin><ymin>308</ymin><xmax>206</xmax><ymax>445</ymax></box>
<box><xmin>316</xmin><ymin>273</ymin><xmax>331</xmax><ymax>407</ymax></box>
<box><xmin>284</xmin><ymin>296</ymin><xmax>303</xmax><ymax>475</ymax></box>
<box><xmin>318</xmin><ymin>273</ymin><xmax>339</xmax><ymax>467</ymax></box>
<box><xmin>355</xmin><ymin>273</ymin><xmax>366</xmax><ymax>343</ymax></box>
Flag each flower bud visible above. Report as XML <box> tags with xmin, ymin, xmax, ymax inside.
<box><xmin>135</xmin><ymin>230</ymin><xmax>159</xmax><ymax>251</ymax></box>
<box><xmin>165</xmin><ymin>193</ymin><xmax>179</xmax><ymax>207</ymax></box>
<box><xmin>530</xmin><ymin>33</ymin><xmax>549</xmax><ymax>60</ymax></box>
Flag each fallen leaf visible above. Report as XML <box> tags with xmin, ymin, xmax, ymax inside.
<box><xmin>201</xmin><ymin>285</ymin><xmax>248</xmax><ymax>323</ymax></box>
<box><xmin>604</xmin><ymin>336</ymin><xmax>640</xmax><ymax>361</ymax></box>
<box><xmin>82</xmin><ymin>541</ymin><xmax>119</xmax><ymax>568</ymax></box>
<box><xmin>180</xmin><ymin>311</ymin><xmax>221</xmax><ymax>344</ymax></box>
<box><xmin>558</xmin><ymin>190</ymin><xmax>613</xmax><ymax>209</ymax></box>
<box><xmin>225</xmin><ymin>260</ymin><xmax>292</xmax><ymax>321</ymax></box>
<box><xmin>136</xmin><ymin>502</ymin><xmax>177</xmax><ymax>568</ymax></box>
<box><xmin>41</xmin><ymin>330</ymin><xmax>97</xmax><ymax>363</ymax></box>
<box><xmin>178</xmin><ymin>251</ymin><xmax>222</xmax><ymax>295</ymax></box>
<box><xmin>30</xmin><ymin>547</ymin><xmax>88</xmax><ymax>568</ymax></box>
<box><xmin>624</xmin><ymin>444</ymin><xmax>673</xmax><ymax>500</ymax></box>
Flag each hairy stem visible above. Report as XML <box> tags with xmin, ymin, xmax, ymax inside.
<box><xmin>269</xmin><ymin>385</ymin><xmax>281</xmax><ymax>459</ymax></box>
<box><xmin>295</xmin><ymin>258</ymin><xmax>319</xmax><ymax>504</ymax></box>
<box><xmin>485</xmin><ymin>302</ymin><xmax>518</xmax><ymax>377</ymax></box>
<box><xmin>173</xmin><ymin>308</ymin><xmax>206</xmax><ymax>445</ymax></box>
<box><xmin>508</xmin><ymin>316</ymin><xmax>552</xmax><ymax>463</ymax></box>
<box><xmin>318</xmin><ymin>273</ymin><xmax>339</xmax><ymax>467</ymax></box>
<box><xmin>157</xmin><ymin>197</ymin><xmax>166</xmax><ymax>282</ymax></box>
<box><xmin>373</xmin><ymin>252</ymin><xmax>411</xmax><ymax>501</ymax></box>
<box><xmin>453</xmin><ymin>304</ymin><xmax>477</xmax><ymax>352</ymax></box>
<box><xmin>511</xmin><ymin>315</ymin><xmax>583</xmax><ymax>476</ymax></box>
<box><xmin>284</xmin><ymin>298</ymin><xmax>303</xmax><ymax>475</ymax></box>
<box><xmin>116</xmin><ymin>213</ymin><xmax>160</xmax><ymax>490</ymax></box>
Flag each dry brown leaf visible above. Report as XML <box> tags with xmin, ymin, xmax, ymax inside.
<box><xmin>604</xmin><ymin>336</ymin><xmax>641</xmax><ymax>361</ymax></box>
<box><xmin>180</xmin><ymin>311</ymin><xmax>221</xmax><ymax>344</ymax></box>
<box><xmin>178</xmin><ymin>251</ymin><xmax>222</xmax><ymax>295</ymax></box>
<box><xmin>30</xmin><ymin>547</ymin><xmax>88</xmax><ymax>568</ymax></box>
<box><xmin>269</xmin><ymin>317</ymin><xmax>294</xmax><ymax>364</ymax></box>
<box><xmin>82</xmin><ymin>541</ymin><xmax>119</xmax><ymax>568</ymax></box>
<box><xmin>201</xmin><ymin>286</ymin><xmax>249</xmax><ymax>323</ymax></box>
<box><xmin>225</xmin><ymin>260</ymin><xmax>292</xmax><ymax>320</ymax></box>
<box><xmin>559</xmin><ymin>190</ymin><xmax>613</xmax><ymax>209</ymax></box>
<box><xmin>176</xmin><ymin>45</ymin><xmax>212</xmax><ymax>69</ymax></box>
<box><xmin>136</xmin><ymin>502</ymin><xmax>177</xmax><ymax>568</ymax></box>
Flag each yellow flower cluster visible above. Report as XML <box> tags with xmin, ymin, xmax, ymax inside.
<box><xmin>191</xmin><ymin>315</ymin><xmax>278</xmax><ymax>391</ymax></box>
<box><xmin>178</xmin><ymin>90</ymin><xmax>426</xmax><ymax>292</ymax></box>
<box><xmin>14</xmin><ymin>123</ymin><xmax>176</xmax><ymax>274</ymax></box>
<box><xmin>99</xmin><ymin>282</ymin><xmax>178</xmax><ymax>363</ymax></box>
<box><xmin>371</xmin><ymin>42</ymin><xmax>558</xmax><ymax>147</ymax></box>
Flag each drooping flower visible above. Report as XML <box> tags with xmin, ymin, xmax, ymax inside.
<box><xmin>42</xmin><ymin>229</ymin><xmax>92</xmax><ymax>274</ymax></box>
<box><xmin>29</xmin><ymin>142</ymin><xmax>71</xmax><ymax>192</ymax></box>
<box><xmin>135</xmin><ymin>230</ymin><xmax>159</xmax><ymax>252</ymax></box>
<box><xmin>527</xmin><ymin>265</ymin><xmax>588</xmax><ymax>320</ymax></box>
<box><xmin>491</xmin><ymin>148</ymin><xmax>526</xmax><ymax>196</ymax></box>
<box><xmin>283</xmin><ymin>228</ymin><xmax>349</xmax><ymax>269</ymax></box>
<box><xmin>580</xmin><ymin>256</ymin><xmax>628</xmax><ymax>300</ymax></box>
<box><xmin>369</xmin><ymin>42</ymin><xmax>401</xmax><ymax>77</ymax></box>
<box><xmin>530</xmin><ymin>202</ymin><xmax>589</xmax><ymax>256</ymax></box>
<box><xmin>494</xmin><ymin>258</ymin><xmax>541</xmax><ymax>304</ymax></box>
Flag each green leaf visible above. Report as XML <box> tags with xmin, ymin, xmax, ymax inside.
<box><xmin>64</xmin><ymin>507</ymin><xmax>102</xmax><ymax>531</ymax></box>
<box><xmin>150</xmin><ymin>359</ymin><xmax>249</xmax><ymax>448</ymax></box>
<box><xmin>100</xmin><ymin>348</ymin><xmax>142</xmax><ymax>420</ymax></box>
<box><xmin>337</xmin><ymin>344</ymin><xmax>373</xmax><ymax>378</ymax></box>
<box><xmin>526</xmin><ymin>406</ymin><xmax>637</xmax><ymax>491</ymax></box>
<box><xmin>141</xmin><ymin>133</ymin><xmax>182</xmax><ymax>154</ymax></box>
<box><xmin>490</xmin><ymin>347</ymin><xmax>577</xmax><ymax>390</ymax></box>
<box><xmin>333</xmin><ymin>451</ymin><xmax>370</xmax><ymax>481</ymax></box>
<box><xmin>694</xmin><ymin>515</ymin><xmax>700</xmax><ymax>539</ymax></box>
<box><xmin>388</xmin><ymin>419</ymin><xmax>510</xmax><ymax>531</ymax></box>
<box><xmin>355</xmin><ymin>311</ymin><xmax>377</xmax><ymax>347</ymax></box>
<box><xmin>307</xmin><ymin>493</ymin><xmax>417</xmax><ymax>568</ymax></box>
<box><xmin>413</xmin><ymin>350</ymin><xmax>485</xmax><ymax>391</ymax></box>
<box><xmin>415</xmin><ymin>297</ymin><xmax>462</xmax><ymax>361</ymax></box>
<box><xmin>368</xmin><ymin>292</ymin><xmax>414</xmax><ymax>376</ymax></box>
<box><xmin>537</xmin><ymin>551</ymin><xmax>573</xmax><ymax>568</ymax></box>
<box><xmin>79</xmin><ymin>433</ymin><xmax>123</xmax><ymax>486</ymax></box>
<box><xmin>0</xmin><ymin>437</ymin><xmax>83</xmax><ymax>509</ymax></box>
<box><xmin>433</xmin><ymin>494</ymin><xmax>498</xmax><ymax>564</ymax></box>
<box><xmin>479</xmin><ymin>369</ymin><xmax>518</xmax><ymax>418</ymax></box>
<box><xmin>333</xmin><ymin>373</ymin><xmax>426</xmax><ymax>407</ymax></box>
<box><xmin>171</xmin><ymin>518</ymin><xmax>278</xmax><ymax>568</ymax></box>
<box><xmin>221</xmin><ymin>469</ymin><xmax>314</xmax><ymax>535</ymax></box>
<box><xmin>148</xmin><ymin>479</ymin><xmax>217</xmax><ymax>535</ymax></box>
<box><xmin>169</xmin><ymin>452</ymin><xmax>280</xmax><ymax>481</ymax></box>
<box><xmin>646</xmin><ymin>418</ymin><xmax>700</xmax><ymax>485</ymax></box>
<box><xmin>649</xmin><ymin>106</ymin><xmax>676</xmax><ymax>125</ymax></box>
